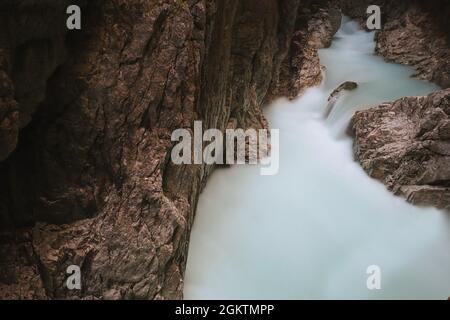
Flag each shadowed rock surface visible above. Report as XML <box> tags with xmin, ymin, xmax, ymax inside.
<box><xmin>269</xmin><ymin>0</ymin><xmax>342</xmax><ymax>99</ymax></box>
<box><xmin>0</xmin><ymin>0</ymin><xmax>328</xmax><ymax>300</ymax></box>
<box><xmin>349</xmin><ymin>89</ymin><xmax>450</xmax><ymax>210</ymax></box>
<box><xmin>0</xmin><ymin>0</ymin><xmax>83</xmax><ymax>162</ymax></box>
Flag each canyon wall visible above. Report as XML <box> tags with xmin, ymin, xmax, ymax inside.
<box><xmin>269</xmin><ymin>0</ymin><xmax>341</xmax><ymax>99</ymax></box>
<box><xmin>340</xmin><ymin>0</ymin><xmax>450</xmax><ymax>89</ymax></box>
<box><xmin>0</xmin><ymin>0</ymin><xmax>341</xmax><ymax>299</ymax></box>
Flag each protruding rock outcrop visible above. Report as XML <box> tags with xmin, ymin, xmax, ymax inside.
<box><xmin>268</xmin><ymin>1</ymin><xmax>342</xmax><ymax>99</ymax></box>
<box><xmin>349</xmin><ymin>89</ymin><xmax>450</xmax><ymax>210</ymax></box>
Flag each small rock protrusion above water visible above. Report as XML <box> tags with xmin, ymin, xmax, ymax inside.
<box><xmin>324</xmin><ymin>81</ymin><xmax>358</xmax><ymax>118</ymax></box>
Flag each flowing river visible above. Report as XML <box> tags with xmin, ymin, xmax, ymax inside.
<box><xmin>184</xmin><ymin>17</ymin><xmax>450</xmax><ymax>299</ymax></box>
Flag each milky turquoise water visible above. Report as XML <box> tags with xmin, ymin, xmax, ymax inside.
<box><xmin>184</xmin><ymin>17</ymin><xmax>449</xmax><ymax>299</ymax></box>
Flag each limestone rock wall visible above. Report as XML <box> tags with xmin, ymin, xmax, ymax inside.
<box><xmin>349</xmin><ymin>89</ymin><xmax>450</xmax><ymax>210</ymax></box>
<box><xmin>0</xmin><ymin>0</ymin><xmax>309</xmax><ymax>300</ymax></box>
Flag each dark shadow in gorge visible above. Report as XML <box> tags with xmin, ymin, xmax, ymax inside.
<box><xmin>0</xmin><ymin>0</ymin><xmax>105</xmax><ymax>229</ymax></box>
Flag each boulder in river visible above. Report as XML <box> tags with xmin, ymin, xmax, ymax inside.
<box><xmin>349</xmin><ymin>88</ymin><xmax>450</xmax><ymax>210</ymax></box>
<box><xmin>324</xmin><ymin>81</ymin><xmax>358</xmax><ymax>118</ymax></box>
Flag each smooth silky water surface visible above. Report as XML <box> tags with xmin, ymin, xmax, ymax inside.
<box><xmin>184</xmin><ymin>17</ymin><xmax>449</xmax><ymax>299</ymax></box>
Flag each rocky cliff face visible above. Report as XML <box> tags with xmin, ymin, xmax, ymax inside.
<box><xmin>269</xmin><ymin>0</ymin><xmax>341</xmax><ymax>99</ymax></box>
<box><xmin>350</xmin><ymin>89</ymin><xmax>450</xmax><ymax>210</ymax></box>
<box><xmin>340</xmin><ymin>0</ymin><xmax>450</xmax><ymax>89</ymax></box>
<box><xmin>0</xmin><ymin>0</ymin><xmax>344</xmax><ymax>300</ymax></box>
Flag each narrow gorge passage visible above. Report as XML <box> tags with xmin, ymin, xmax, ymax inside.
<box><xmin>184</xmin><ymin>17</ymin><xmax>450</xmax><ymax>299</ymax></box>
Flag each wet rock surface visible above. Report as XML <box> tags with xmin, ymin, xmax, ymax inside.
<box><xmin>349</xmin><ymin>89</ymin><xmax>450</xmax><ymax>210</ymax></box>
<box><xmin>324</xmin><ymin>81</ymin><xmax>358</xmax><ymax>117</ymax></box>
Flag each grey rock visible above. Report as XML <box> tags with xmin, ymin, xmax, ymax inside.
<box><xmin>324</xmin><ymin>81</ymin><xmax>358</xmax><ymax>118</ymax></box>
<box><xmin>349</xmin><ymin>89</ymin><xmax>450</xmax><ymax>210</ymax></box>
